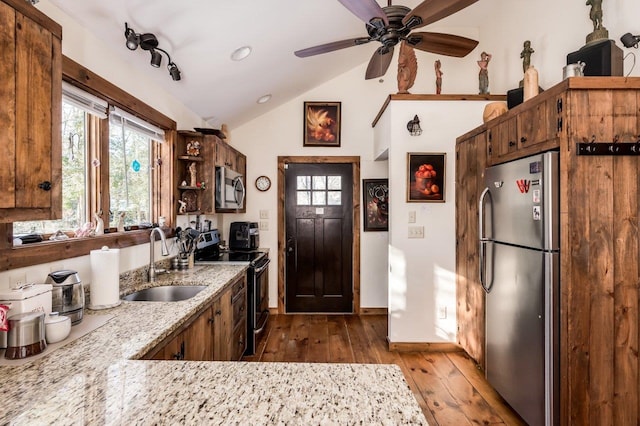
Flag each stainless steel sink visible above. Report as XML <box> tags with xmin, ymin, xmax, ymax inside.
<box><xmin>122</xmin><ymin>285</ymin><xmax>207</xmax><ymax>302</ymax></box>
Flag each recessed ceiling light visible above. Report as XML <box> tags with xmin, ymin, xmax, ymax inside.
<box><xmin>231</xmin><ymin>46</ymin><xmax>252</xmax><ymax>61</ymax></box>
<box><xmin>256</xmin><ymin>94</ymin><xmax>272</xmax><ymax>104</ymax></box>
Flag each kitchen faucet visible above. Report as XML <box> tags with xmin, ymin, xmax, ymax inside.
<box><xmin>149</xmin><ymin>227</ymin><xmax>170</xmax><ymax>282</ymax></box>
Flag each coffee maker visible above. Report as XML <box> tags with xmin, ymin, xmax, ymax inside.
<box><xmin>229</xmin><ymin>222</ymin><xmax>259</xmax><ymax>250</ymax></box>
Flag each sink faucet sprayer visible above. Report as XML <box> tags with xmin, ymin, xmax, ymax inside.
<box><xmin>149</xmin><ymin>227</ymin><xmax>170</xmax><ymax>282</ymax></box>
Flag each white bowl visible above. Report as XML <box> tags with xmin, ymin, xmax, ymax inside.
<box><xmin>44</xmin><ymin>312</ymin><xmax>71</xmax><ymax>344</ymax></box>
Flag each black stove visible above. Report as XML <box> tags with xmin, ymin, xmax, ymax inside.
<box><xmin>196</xmin><ymin>249</ymin><xmax>267</xmax><ymax>266</ymax></box>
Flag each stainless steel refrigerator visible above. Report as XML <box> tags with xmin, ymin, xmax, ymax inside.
<box><xmin>479</xmin><ymin>151</ymin><xmax>559</xmax><ymax>426</ymax></box>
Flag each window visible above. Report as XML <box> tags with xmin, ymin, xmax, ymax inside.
<box><xmin>296</xmin><ymin>175</ymin><xmax>342</xmax><ymax>206</ymax></box>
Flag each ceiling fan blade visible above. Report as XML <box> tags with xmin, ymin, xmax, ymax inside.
<box><xmin>365</xmin><ymin>46</ymin><xmax>394</xmax><ymax>80</ymax></box>
<box><xmin>403</xmin><ymin>0</ymin><xmax>478</xmax><ymax>29</ymax></box>
<box><xmin>409</xmin><ymin>32</ymin><xmax>478</xmax><ymax>57</ymax></box>
<box><xmin>338</xmin><ymin>0</ymin><xmax>388</xmax><ymax>26</ymax></box>
<box><xmin>294</xmin><ymin>37</ymin><xmax>371</xmax><ymax>57</ymax></box>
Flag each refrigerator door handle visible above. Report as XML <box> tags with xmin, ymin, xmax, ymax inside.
<box><xmin>479</xmin><ymin>187</ymin><xmax>492</xmax><ymax>292</ymax></box>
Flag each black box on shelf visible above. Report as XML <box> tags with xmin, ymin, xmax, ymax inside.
<box><xmin>507</xmin><ymin>87</ymin><xmax>524</xmax><ymax>109</ymax></box>
<box><xmin>566</xmin><ymin>39</ymin><xmax>623</xmax><ymax>76</ymax></box>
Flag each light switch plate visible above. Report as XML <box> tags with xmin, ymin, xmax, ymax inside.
<box><xmin>259</xmin><ymin>221</ymin><xmax>269</xmax><ymax>231</ymax></box>
<box><xmin>259</xmin><ymin>209</ymin><xmax>269</xmax><ymax>219</ymax></box>
<box><xmin>408</xmin><ymin>226</ymin><xmax>424</xmax><ymax>239</ymax></box>
<box><xmin>408</xmin><ymin>211</ymin><xmax>416</xmax><ymax>223</ymax></box>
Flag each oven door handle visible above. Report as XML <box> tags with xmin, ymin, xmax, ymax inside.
<box><xmin>253</xmin><ymin>258</ymin><xmax>270</xmax><ymax>274</ymax></box>
<box><xmin>254</xmin><ymin>310</ymin><xmax>270</xmax><ymax>335</ymax></box>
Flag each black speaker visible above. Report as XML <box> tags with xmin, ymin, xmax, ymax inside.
<box><xmin>567</xmin><ymin>39</ymin><xmax>623</xmax><ymax>76</ymax></box>
<box><xmin>507</xmin><ymin>87</ymin><xmax>524</xmax><ymax>109</ymax></box>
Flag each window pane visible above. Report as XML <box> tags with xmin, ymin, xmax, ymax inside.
<box><xmin>327</xmin><ymin>191</ymin><xmax>342</xmax><ymax>205</ymax></box>
<box><xmin>297</xmin><ymin>176</ymin><xmax>310</xmax><ymax>190</ymax></box>
<box><xmin>13</xmin><ymin>102</ymin><xmax>88</xmax><ymax>235</ymax></box>
<box><xmin>313</xmin><ymin>176</ymin><xmax>326</xmax><ymax>190</ymax></box>
<box><xmin>312</xmin><ymin>191</ymin><xmax>326</xmax><ymax>205</ymax></box>
<box><xmin>109</xmin><ymin>123</ymin><xmax>151</xmax><ymax>227</ymax></box>
<box><xmin>297</xmin><ymin>191</ymin><xmax>310</xmax><ymax>205</ymax></box>
<box><xmin>327</xmin><ymin>176</ymin><xmax>341</xmax><ymax>190</ymax></box>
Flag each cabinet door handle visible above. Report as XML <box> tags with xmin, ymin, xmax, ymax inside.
<box><xmin>215</xmin><ymin>309</ymin><xmax>222</xmax><ymax>316</ymax></box>
<box><xmin>38</xmin><ymin>181</ymin><xmax>52</xmax><ymax>191</ymax></box>
<box><xmin>508</xmin><ymin>141</ymin><xmax>516</xmax><ymax>147</ymax></box>
<box><xmin>520</xmin><ymin>137</ymin><xmax>528</xmax><ymax>143</ymax></box>
<box><xmin>208</xmin><ymin>317</ymin><xmax>215</xmax><ymax>324</ymax></box>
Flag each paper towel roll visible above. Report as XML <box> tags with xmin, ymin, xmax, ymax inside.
<box><xmin>89</xmin><ymin>246</ymin><xmax>122</xmax><ymax>310</ymax></box>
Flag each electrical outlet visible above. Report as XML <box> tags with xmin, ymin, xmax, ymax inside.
<box><xmin>259</xmin><ymin>221</ymin><xmax>269</xmax><ymax>231</ymax></box>
<box><xmin>259</xmin><ymin>209</ymin><xmax>269</xmax><ymax>219</ymax></box>
<box><xmin>408</xmin><ymin>211</ymin><xmax>416</xmax><ymax>223</ymax></box>
<box><xmin>408</xmin><ymin>226</ymin><xmax>424</xmax><ymax>239</ymax></box>
<box><xmin>438</xmin><ymin>305</ymin><xmax>447</xmax><ymax>319</ymax></box>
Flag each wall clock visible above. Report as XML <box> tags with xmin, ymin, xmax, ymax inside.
<box><xmin>255</xmin><ymin>175</ymin><xmax>271</xmax><ymax>192</ymax></box>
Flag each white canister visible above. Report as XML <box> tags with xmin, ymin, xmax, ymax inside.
<box><xmin>0</xmin><ymin>284</ymin><xmax>53</xmax><ymax>349</ymax></box>
<box><xmin>89</xmin><ymin>246</ymin><xmax>122</xmax><ymax>310</ymax></box>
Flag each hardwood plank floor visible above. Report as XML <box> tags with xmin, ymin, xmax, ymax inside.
<box><xmin>243</xmin><ymin>314</ymin><xmax>525</xmax><ymax>426</ymax></box>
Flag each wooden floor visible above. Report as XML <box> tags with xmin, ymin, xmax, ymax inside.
<box><xmin>242</xmin><ymin>314</ymin><xmax>526</xmax><ymax>426</ymax></box>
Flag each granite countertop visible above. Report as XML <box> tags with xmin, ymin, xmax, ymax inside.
<box><xmin>1</xmin><ymin>265</ymin><xmax>427</xmax><ymax>425</ymax></box>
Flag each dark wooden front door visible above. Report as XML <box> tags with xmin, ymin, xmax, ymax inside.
<box><xmin>285</xmin><ymin>163</ymin><xmax>353</xmax><ymax>313</ymax></box>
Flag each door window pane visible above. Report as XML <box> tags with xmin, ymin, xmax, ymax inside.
<box><xmin>327</xmin><ymin>176</ymin><xmax>341</xmax><ymax>190</ymax></box>
<box><xmin>297</xmin><ymin>176</ymin><xmax>311</xmax><ymax>190</ymax></box>
<box><xmin>327</xmin><ymin>191</ymin><xmax>342</xmax><ymax>205</ymax></box>
<box><xmin>312</xmin><ymin>191</ymin><xmax>326</xmax><ymax>205</ymax></box>
<box><xmin>297</xmin><ymin>191</ymin><xmax>311</xmax><ymax>205</ymax></box>
<box><xmin>313</xmin><ymin>176</ymin><xmax>326</xmax><ymax>190</ymax></box>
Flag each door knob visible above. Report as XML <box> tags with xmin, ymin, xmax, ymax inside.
<box><xmin>38</xmin><ymin>181</ymin><xmax>52</xmax><ymax>191</ymax></box>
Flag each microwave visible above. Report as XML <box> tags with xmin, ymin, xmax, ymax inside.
<box><xmin>215</xmin><ymin>166</ymin><xmax>245</xmax><ymax>210</ymax></box>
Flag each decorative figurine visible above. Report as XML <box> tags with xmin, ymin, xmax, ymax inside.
<box><xmin>186</xmin><ymin>140</ymin><xmax>201</xmax><ymax>156</ymax></box>
<box><xmin>434</xmin><ymin>60</ymin><xmax>443</xmax><ymax>94</ymax></box>
<box><xmin>519</xmin><ymin>40</ymin><xmax>535</xmax><ymax>87</ymax></box>
<box><xmin>221</xmin><ymin>123</ymin><xmax>230</xmax><ymax>141</ymax></box>
<box><xmin>116</xmin><ymin>212</ymin><xmax>126</xmax><ymax>233</ymax></box>
<box><xmin>188</xmin><ymin>162</ymin><xmax>197</xmax><ymax>187</ymax></box>
<box><xmin>397</xmin><ymin>41</ymin><xmax>417</xmax><ymax>94</ymax></box>
<box><xmin>178</xmin><ymin>200</ymin><xmax>187</xmax><ymax>214</ymax></box>
<box><xmin>477</xmin><ymin>51</ymin><xmax>492</xmax><ymax>95</ymax></box>
<box><xmin>94</xmin><ymin>210</ymin><xmax>104</xmax><ymax>235</ymax></box>
<box><xmin>585</xmin><ymin>0</ymin><xmax>608</xmax><ymax>43</ymax></box>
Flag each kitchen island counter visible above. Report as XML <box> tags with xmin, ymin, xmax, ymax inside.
<box><xmin>1</xmin><ymin>264</ymin><xmax>426</xmax><ymax>425</ymax></box>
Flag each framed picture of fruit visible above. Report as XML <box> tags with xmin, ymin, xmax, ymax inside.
<box><xmin>407</xmin><ymin>153</ymin><xmax>446</xmax><ymax>202</ymax></box>
<box><xmin>363</xmin><ymin>179</ymin><xmax>389</xmax><ymax>231</ymax></box>
<box><xmin>303</xmin><ymin>101</ymin><xmax>341</xmax><ymax>147</ymax></box>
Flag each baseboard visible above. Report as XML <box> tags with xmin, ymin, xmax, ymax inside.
<box><xmin>359</xmin><ymin>307</ymin><xmax>388</xmax><ymax>315</ymax></box>
<box><xmin>388</xmin><ymin>341</ymin><xmax>464</xmax><ymax>353</ymax></box>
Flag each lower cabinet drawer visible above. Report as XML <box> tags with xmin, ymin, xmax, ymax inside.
<box><xmin>232</xmin><ymin>319</ymin><xmax>247</xmax><ymax>361</ymax></box>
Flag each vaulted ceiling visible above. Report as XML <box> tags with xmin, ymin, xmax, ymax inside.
<box><xmin>48</xmin><ymin>0</ymin><xmax>490</xmax><ymax>128</ymax></box>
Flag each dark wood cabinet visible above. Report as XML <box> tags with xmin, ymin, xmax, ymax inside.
<box><xmin>457</xmin><ymin>77</ymin><xmax>640</xmax><ymax>426</ymax></box>
<box><xmin>0</xmin><ymin>0</ymin><xmax>62</xmax><ymax>222</ymax></box>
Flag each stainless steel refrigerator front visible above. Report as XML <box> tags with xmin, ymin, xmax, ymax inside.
<box><xmin>479</xmin><ymin>151</ymin><xmax>559</xmax><ymax>426</ymax></box>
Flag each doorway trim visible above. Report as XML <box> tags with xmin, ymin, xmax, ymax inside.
<box><xmin>277</xmin><ymin>156</ymin><xmax>361</xmax><ymax>314</ymax></box>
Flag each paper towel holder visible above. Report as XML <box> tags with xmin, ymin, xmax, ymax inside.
<box><xmin>88</xmin><ymin>246</ymin><xmax>122</xmax><ymax>310</ymax></box>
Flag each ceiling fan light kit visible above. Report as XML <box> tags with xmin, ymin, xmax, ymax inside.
<box><xmin>294</xmin><ymin>0</ymin><xmax>479</xmax><ymax>80</ymax></box>
<box><xmin>123</xmin><ymin>23</ymin><xmax>181</xmax><ymax>81</ymax></box>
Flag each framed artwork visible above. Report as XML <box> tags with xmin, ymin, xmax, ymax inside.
<box><xmin>407</xmin><ymin>152</ymin><xmax>446</xmax><ymax>202</ymax></box>
<box><xmin>363</xmin><ymin>179</ymin><xmax>389</xmax><ymax>232</ymax></box>
<box><xmin>303</xmin><ymin>101</ymin><xmax>341</xmax><ymax>147</ymax></box>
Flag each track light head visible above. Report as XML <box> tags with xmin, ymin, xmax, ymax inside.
<box><xmin>169</xmin><ymin>63</ymin><xmax>181</xmax><ymax>81</ymax></box>
<box><xmin>150</xmin><ymin>49</ymin><xmax>162</xmax><ymax>67</ymax></box>
<box><xmin>124</xmin><ymin>23</ymin><xmax>139</xmax><ymax>50</ymax></box>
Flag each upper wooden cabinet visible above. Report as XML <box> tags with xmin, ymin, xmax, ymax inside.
<box><xmin>174</xmin><ymin>131</ymin><xmax>247</xmax><ymax>215</ymax></box>
<box><xmin>0</xmin><ymin>0</ymin><xmax>62</xmax><ymax>222</ymax></box>
<box><xmin>486</xmin><ymin>89</ymin><xmax>565</xmax><ymax>166</ymax></box>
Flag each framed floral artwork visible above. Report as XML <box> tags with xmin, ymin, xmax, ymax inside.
<box><xmin>363</xmin><ymin>179</ymin><xmax>388</xmax><ymax>231</ymax></box>
<box><xmin>407</xmin><ymin>153</ymin><xmax>446</xmax><ymax>202</ymax></box>
<box><xmin>303</xmin><ymin>101</ymin><xmax>341</xmax><ymax>147</ymax></box>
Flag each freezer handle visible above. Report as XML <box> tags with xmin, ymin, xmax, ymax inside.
<box><xmin>479</xmin><ymin>187</ymin><xmax>491</xmax><ymax>292</ymax></box>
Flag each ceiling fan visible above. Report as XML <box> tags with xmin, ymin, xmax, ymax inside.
<box><xmin>294</xmin><ymin>0</ymin><xmax>479</xmax><ymax>79</ymax></box>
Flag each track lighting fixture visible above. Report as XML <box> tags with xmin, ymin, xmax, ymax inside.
<box><xmin>123</xmin><ymin>23</ymin><xmax>181</xmax><ymax>81</ymax></box>
<box><xmin>621</xmin><ymin>32</ymin><xmax>640</xmax><ymax>48</ymax></box>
